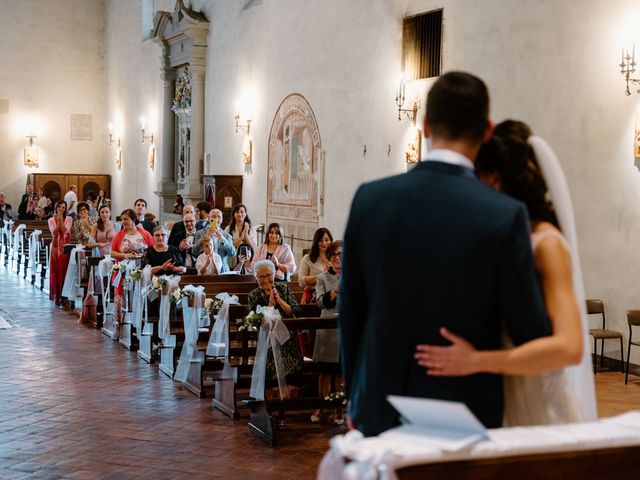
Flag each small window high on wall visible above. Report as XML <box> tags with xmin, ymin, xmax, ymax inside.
<box><xmin>402</xmin><ymin>9</ymin><xmax>443</xmax><ymax>81</ymax></box>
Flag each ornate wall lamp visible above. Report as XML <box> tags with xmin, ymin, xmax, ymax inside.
<box><xmin>24</xmin><ymin>130</ymin><xmax>39</xmax><ymax>167</ymax></box>
<box><xmin>108</xmin><ymin>123</ymin><xmax>122</xmax><ymax>168</ymax></box>
<box><xmin>395</xmin><ymin>75</ymin><xmax>420</xmax><ymax>125</ymax></box>
<box><xmin>139</xmin><ymin>116</ymin><xmax>154</xmax><ymax>144</ymax></box>
<box><xmin>620</xmin><ymin>45</ymin><xmax>640</xmax><ymax>96</ymax></box>
<box><xmin>235</xmin><ymin>111</ymin><xmax>252</xmax><ymax>164</ymax></box>
<box><xmin>108</xmin><ymin>123</ymin><xmax>121</xmax><ymax>148</ymax></box>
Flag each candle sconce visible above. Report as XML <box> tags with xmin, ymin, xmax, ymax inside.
<box><xmin>395</xmin><ymin>77</ymin><xmax>421</xmax><ymax>125</ymax></box>
<box><xmin>139</xmin><ymin>117</ymin><xmax>154</xmax><ymax>144</ymax></box>
<box><xmin>621</xmin><ymin>45</ymin><xmax>640</xmax><ymax>96</ymax></box>
<box><xmin>235</xmin><ymin>114</ymin><xmax>252</xmax><ymax>135</ymax></box>
<box><xmin>108</xmin><ymin>123</ymin><xmax>120</xmax><ymax>148</ymax></box>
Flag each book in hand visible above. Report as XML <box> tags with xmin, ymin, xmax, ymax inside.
<box><xmin>384</xmin><ymin>395</ymin><xmax>488</xmax><ymax>452</ymax></box>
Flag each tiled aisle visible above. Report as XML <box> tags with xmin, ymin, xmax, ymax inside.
<box><xmin>0</xmin><ymin>268</ymin><xmax>328</xmax><ymax>479</ymax></box>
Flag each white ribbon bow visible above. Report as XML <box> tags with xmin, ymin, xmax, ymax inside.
<box><xmin>174</xmin><ymin>285</ymin><xmax>206</xmax><ymax>383</ymax></box>
<box><xmin>250</xmin><ymin>306</ymin><xmax>291</xmax><ymax>401</ymax></box>
<box><xmin>206</xmin><ymin>292</ymin><xmax>240</xmax><ymax>357</ymax></box>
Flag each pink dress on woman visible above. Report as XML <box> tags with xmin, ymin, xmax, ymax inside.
<box><xmin>95</xmin><ymin>222</ymin><xmax>116</xmax><ymax>256</ymax></box>
<box><xmin>48</xmin><ymin>215</ymin><xmax>73</xmax><ymax>303</ymax></box>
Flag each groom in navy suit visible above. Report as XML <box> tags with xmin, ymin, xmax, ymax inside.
<box><xmin>339</xmin><ymin>71</ymin><xmax>550</xmax><ymax>436</ymax></box>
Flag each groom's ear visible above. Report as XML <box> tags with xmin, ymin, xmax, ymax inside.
<box><xmin>423</xmin><ymin>117</ymin><xmax>431</xmax><ymax>138</ymax></box>
<box><xmin>482</xmin><ymin>120</ymin><xmax>494</xmax><ymax>143</ymax></box>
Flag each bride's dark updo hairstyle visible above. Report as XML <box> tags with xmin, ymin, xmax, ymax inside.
<box><xmin>476</xmin><ymin>120</ymin><xmax>559</xmax><ymax>229</ymax></box>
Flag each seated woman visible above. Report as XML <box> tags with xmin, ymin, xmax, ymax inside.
<box><xmin>298</xmin><ymin>227</ymin><xmax>332</xmax><ymax>288</ymax></box>
<box><xmin>72</xmin><ymin>201</ymin><xmax>96</xmax><ymax>246</ymax></box>
<box><xmin>248</xmin><ymin>223</ymin><xmax>296</xmax><ymax>281</ymax></box>
<box><xmin>249</xmin><ymin>260</ymin><xmax>303</xmax><ymax>399</ymax></box>
<box><xmin>142</xmin><ymin>226</ymin><xmax>186</xmax><ymax>275</ymax></box>
<box><xmin>195</xmin><ymin>235</ymin><xmax>222</xmax><ymax>275</ymax></box>
<box><xmin>311</xmin><ymin>240</ymin><xmax>343</xmax><ymax>423</ymax></box>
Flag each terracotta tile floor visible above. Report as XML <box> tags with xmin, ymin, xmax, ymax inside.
<box><xmin>0</xmin><ymin>268</ymin><xmax>331</xmax><ymax>479</ymax></box>
<box><xmin>0</xmin><ymin>266</ymin><xmax>637</xmax><ymax>479</ymax></box>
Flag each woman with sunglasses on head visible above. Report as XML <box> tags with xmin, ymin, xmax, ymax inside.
<box><xmin>72</xmin><ymin>201</ymin><xmax>97</xmax><ymax>246</ymax></box>
<box><xmin>48</xmin><ymin>200</ymin><xmax>73</xmax><ymax>305</ymax></box>
<box><xmin>142</xmin><ymin>226</ymin><xmax>186</xmax><ymax>275</ymax></box>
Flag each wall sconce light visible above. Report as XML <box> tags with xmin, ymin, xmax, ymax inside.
<box><xmin>395</xmin><ymin>75</ymin><xmax>421</xmax><ymax>125</ymax></box>
<box><xmin>621</xmin><ymin>45</ymin><xmax>640</xmax><ymax>96</ymax></box>
<box><xmin>405</xmin><ymin>128</ymin><xmax>422</xmax><ymax>165</ymax></box>
<box><xmin>24</xmin><ymin>131</ymin><xmax>39</xmax><ymax>167</ymax></box>
<box><xmin>235</xmin><ymin>114</ymin><xmax>251</xmax><ymax>135</ymax></box>
<box><xmin>140</xmin><ymin>116</ymin><xmax>154</xmax><ymax>144</ymax></box>
<box><xmin>108</xmin><ymin>123</ymin><xmax>120</xmax><ymax>148</ymax></box>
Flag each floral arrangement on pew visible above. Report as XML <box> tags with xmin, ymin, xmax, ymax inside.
<box><xmin>201</xmin><ymin>297</ymin><xmax>224</xmax><ymax>323</ymax></box>
<box><xmin>111</xmin><ymin>263</ymin><xmax>127</xmax><ymax>274</ymax></box>
<box><xmin>129</xmin><ymin>269</ymin><xmax>143</xmax><ymax>282</ymax></box>
<box><xmin>324</xmin><ymin>391</ymin><xmax>347</xmax><ymax>405</ymax></box>
<box><xmin>151</xmin><ymin>275</ymin><xmax>169</xmax><ymax>294</ymax></box>
<box><xmin>168</xmin><ymin>287</ymin><xmax>183</xmax><ymax>303</ymax></box>
<box><xmin>237</xmin><ymin>310</ymin><xmax>264</xmax><ymax>332</ymax></box>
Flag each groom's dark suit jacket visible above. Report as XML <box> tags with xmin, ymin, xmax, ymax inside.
<box><xmin>339</xmin><ymin>160</ymin><xmax>550</xmax><ymax>436</ymax></box>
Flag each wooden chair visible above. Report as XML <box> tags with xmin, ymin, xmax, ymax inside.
<box><xmin>586</xmin><ymin>299</ymin><xmax>624</xmax><ymax>374</ymax></box>
<box><xmin>625</xmin><ymin>310</ymin><xmax>640</xmax><ymax>384</ymax></box>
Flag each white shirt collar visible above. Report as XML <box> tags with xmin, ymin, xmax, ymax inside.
<box><xmin>425</xmin><ymin>149</ymin><xmax>474</xmax><ymax>171</ymax></box>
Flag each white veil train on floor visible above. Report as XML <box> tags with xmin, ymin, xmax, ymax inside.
<box><xmin>529</xmin><ymin>135</ymin><xmax>598</xmax><ymax>421</ymax></box>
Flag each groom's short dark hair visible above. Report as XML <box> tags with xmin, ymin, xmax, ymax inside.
<box><xmin>426</xmin><ymin>71</ymin><xmax>489</xmax><ymax>142</ymax></box>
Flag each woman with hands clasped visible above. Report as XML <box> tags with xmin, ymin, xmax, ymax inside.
<box><xmin>110</xmin><ymin>208</ymin><xmax>153</xmax><ymax>262</ymax></box>
<box><xmin>90</xmin><ymin>205</ymin><xmax>116</xmax><ymax>256</ymax></box>
<box><xmin>414</xmin><ymin>120</ymin><xmax>594</xmax><ymax>425</ymax></box>
<box><xmin>195</xmin><ymin>235</ymin><xmax>222</xmax><ymax>275</ymax></box>
<box><xmin>142</xmin><ymin>226</ymin><xmax>186</xmax><ymax>275</ymax></box>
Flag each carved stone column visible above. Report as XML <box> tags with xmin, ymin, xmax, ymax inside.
<box><xmin>180</xmin><ymin>64</ymin><xmax>204</xmax><ymax>202</ymax></box>
<box><xmin>155</xmin><ymin>69</ymin><xmax>177</xmax><ymax>215</ymax></box>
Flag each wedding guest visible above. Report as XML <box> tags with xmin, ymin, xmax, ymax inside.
<box><xmin>225</xmin><ymin>203</ymin><xmax>257</xmax><ymax>268</ymax></box>
<box><xmin>35</xmin><ymin>188</ymin><xmax>49</xmax><ymax>219</ymax></box>
<box><xmin>0</xmin><ymin>192</ymin><xmax>15</xmax><ymax>227</ymax></box>
<box><xmin>195</xmin><ymin>235</ymin><xmax>222</xmax><ymax>275</ymax></box>
<box><xmin>72</xmin><ymin>202</ymin><xmax>96</xmax><ymax>246</ymax></box>
<box><xmin>96</xmin><ymin>189</ymin><xmax>107</xmax><ymax>210</ymax></box>
<box><xmin>141</xmin><ymin>226</ymin><xmax>186</xmax><ymax>275</ymax></box>
<box><xmin>298</xmin><ymin>227</ymin><xmax>332</xmax><ymax>288</ymax></box>
<box><xmin>192</xmin><ymin>208</ymin><xmax>236</xmax><ymax>272</ymax></box>
<box><xmin>110</xmin><ymin>208</ymin><xmax>153</xmax><ymax>318</ymax></box>
<box><xmin>48</xmin><ymin>200</ymin><xmax>73</xmax><ymax>305</ymax></box>
<box><xmin>249</xmin><ymin>260</ymin><xmax>302</xmax><ymax>399</ymax></box>
<box><xmin>195</xmin><ymin>201</ymin><xmax>212</xmax><ymax>230</ymax></box>
<box><xmin>134</xmin><ymin>198</ymin><xmax>155</xmax><ymax>235</ymax></box>
<box><xmin>248</xmin><ymin>223</ymin><xmax>296</xmax><ymax>281</ymax></box>
<box><xmin>170</xmin><ymin>212</ymin><xmax>199</xmax><ymax>267</ymax></box>
<box><xmin>168</xmin><ymin>204</ymin><xmax>195</xmax><ymax>246</ymax></box>
<box><xmin>18</xmin><ymin>184</ymin><xmax>36</xmax><ymax>220</ymax></box>
<box><xmin>312</xmin><ymin>240</ymin><xmax>343</xmax><ymax>419</ymax></box>
<box><xmin>85</xmin><ymin>192</ymin><xmax>98</xmax><ymax>217</ymax></box>
<box><xmin>233</xmin><ymin>243</ymin><xmax>254</xmax><ymax>274</ymax></box>
<box><xmin>90</xmin><ymin>205</ymin><xmax>117</xmax><ymax>256</ymax></box>
<box><xmin>64</xmin><ymin>185</ymin><xmax>78</xmax><ymax>219</ymax></box>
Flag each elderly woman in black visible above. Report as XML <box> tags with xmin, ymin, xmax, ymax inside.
<box><xmin>141</xmin><ymin>226</ymin><xmax>186</xmax><ymax>275</ymax></box>
<box><xmin>248</xmin><ymin>260</ymin><xmax>302</xmax><ymax>400</ymax></box>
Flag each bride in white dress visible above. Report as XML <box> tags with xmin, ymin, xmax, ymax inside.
<box><xmin>414</xmin><ymin>120</ymin><xmax>597</xmax><ymax>425</ymax></box>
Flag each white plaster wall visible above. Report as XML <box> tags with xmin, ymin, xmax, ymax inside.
<box><xmin>104</xmin><ymin>0</ymin><xmax>171</xmax><ymax>217</ymax></box>
<box><xmin>104</xmin><ymin>0</ymin><xmax>640</xmax><ymax>357</ymax></box>
<box><xmin>0</xmin><ymin>0</ymin><xmax>107</xmax><ymax>205</ymax></box>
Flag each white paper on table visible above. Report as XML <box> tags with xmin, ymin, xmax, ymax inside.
<box><xmin>385</xmin><ymin>395</ymin><xmax>488</xmax><ymax>452</ymax></box>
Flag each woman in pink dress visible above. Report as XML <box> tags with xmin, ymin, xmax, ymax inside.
<box><xmin>48</xmin><ymin>200</ymin><xmax>73</xmax><ymax>305</ymax></box>
<box><xmin>90</xmin><ymin>205</ymin><xmax>116</xmax><ymax>256</ymax></box>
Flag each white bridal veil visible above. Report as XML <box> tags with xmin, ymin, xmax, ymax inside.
<box><xmin>529</xmin><ymin>135</ymin><xmax>598</xmax><ymax>421</ymax></box>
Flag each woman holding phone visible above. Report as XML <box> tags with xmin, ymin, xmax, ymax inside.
<box><xmin>224</xmin><ymin>203</ymin><xmax>257</xmax><ymax>267</ymax></box>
